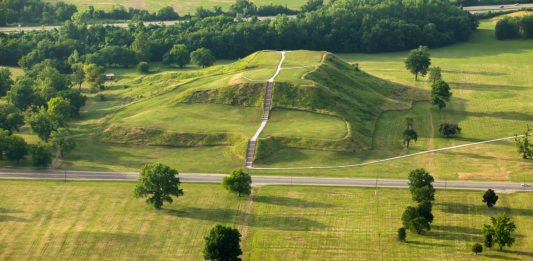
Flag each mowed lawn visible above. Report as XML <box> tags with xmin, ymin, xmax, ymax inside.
<box><xmin>44</xmin><ymin>0</ymin><xmax>308</xmax><ymax>14</ymax></box>
<box><xmin>254</xmin><ymin>20</ymin><xmax>533</xmax><ymax>182</ymax></box>
<box><xmin>1</xmin><ymin>180</ymin><xmax>532</xmax><ymax>260</ymax></box>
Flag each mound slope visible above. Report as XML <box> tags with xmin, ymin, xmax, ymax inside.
<box><xmin>101</xmin><ymin>50</ymin><xmax>421</xmax><ymax>160</ymax></box>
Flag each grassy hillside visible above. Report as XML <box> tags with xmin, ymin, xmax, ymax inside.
<box><xmin>253</xmin><ymin>19</ymin><xmax>533</xmax><ymax>182</ymax></box>
<box><xmin>44</xmin><ymin>0</ymin><xmax>308</xmax><ymax>14</ymax></box>
<box><xmin>1</xmin><ymin>180</ymin><xmax>531</xmax><ymax>260</ymax></box>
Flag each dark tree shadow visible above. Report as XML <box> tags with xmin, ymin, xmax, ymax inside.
<box><xmin>444</xmin><ymin>71</ymin><xmax>507</xmax><ymax>76</ymax></box>
<box><xmin>0</xmin><ymin>208</ymin><xmax>28</xmax><ymax>222</ymax></box>
<box><xmin>253</xmin><ymin>195</ymin><xmax>334</xmax><ymax>208</ymax></box>
<box><xmin>483</xmin><ymin>254</ymin><xmax>520</xmax><ymax>260</ymax></box>
<box><xmin>432</xmin><ymin>225</ymin><xmax>481</xmax><ymax>235</ymax></box>
<box><xmin>164</xmin><ymin>207</ymin><xmax>328</xmax><ymax>231</ymax></box>
<box><xmin>501</xmin><ymin>249</ymin><xmax>533</xmax><ymax>258</ymax></box>
<box><xmin>436</xmin><ymin>202</ymin><xmax>533</xmax><ymax>217</ymax></box>
<box><xmin>425</xmin><ymin>230</ymin><xmax>482</xmax><ymax>242</ymax></box>
<box><xmin>449</xmin><ymin>82</ymin><xmax>526</xmax><ymax>91</ymax></box>
<box><xmin>408</xmin><ymin>240</ymin><xmax>450</xmax><ymax>247</ymax></box>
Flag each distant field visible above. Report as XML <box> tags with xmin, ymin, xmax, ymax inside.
<box><xmin>253</xmin><ymin>20</ymin><xmax>533</xmax><ymax>182</ymax></box>
<box><xmin>1</xmin><ymin>180</ymin><xmax>531</xmax><ymax>260</ymax></box>
<box><xmin>44</xmin><ymin>0</ymin><xmax>308</xmax><ymax>14</ymax></box>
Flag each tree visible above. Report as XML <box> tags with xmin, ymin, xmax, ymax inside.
<box><xmin>4</xmin><ymin>135</ymin><xmax>28</xmax><ymax>162</ymax></box>
<box><xmin>397</xmin><ymin>227</ymin><xmax>407</xmax><ymax>242</ymax></box>
<box><xmin>134</xmin><ymin>163</ymin><xmax>183</xmax><ymax>209</ymax></box>
<box><xmin>0</xmin><ymin>67</ymin><xmax>13</xmax><ymax>97</ymax></box>
<box><xmin>428</xmin><ymin>66</ymin><xmax>442</xmax><ymax>84</ymax></box>
<box><xmin>47</xmin><ymin>97</ymin><xmax>72</xmax><ymax>123</ymax></box>
<box><xmin>403</xmin><ymin>117</ymin><xmax>418</xmax><ymax>148</ymax></box>
<box><xmin>7</xmin><ymin>77</ymin><xmax>35</xmax><ymax>110</ymax></box>
<box><xmin>495</xmin><ymin>17</ymin><xmax>520</xmax><ymax>40</ymax></box>
<box><xmin>203</xmin><ymin>225</ymin><xmax>242</xmax><ymax>261</ymax></box>
<box><xmin>405</xmin><ymin>45</ymin><xmax>431</xmax><ymax>80</ymax></box>
<box><xmin>50</xmin><ymin>128</ymin><xmax>76</xmax><ymax>158</ymax></box>
<box><xmin>0</xmin><ymin>104</ymin><xmax>24</xmax><ymax>133</ymax></box>
<box><xmin>431</xmin><ymin>80</ymin><xmax>452</xmax><ymax>111</ymax></box>
<box><xmin>484</xmin><ymin>233</ymin><xmax>494</xmax><ymax>249</ymax></box>
<box><xmin>438</xmin><ymin>123</ymin><xmax>461</xmax><ymax>137</ymax></box>
<box><xmin>230</xmin><ymin>0</ymin><xmax>257</xmax><ymax>17</ymax></box>
<box><xmin>191</xmin><ymin>48</ymin><xmax>216</xmax><ymax>68</ymax></box>
<box><xmin>137</xmin><ymin>62</ymin><xmax>150</xmax><ymax>74</ymax></box>
<box><xmin>83</xmin><ymin>63</ymin><xmax>105</xmax><ymax>89</ymax></box>
<box><xmin>157</xmin><ymin>6</ymin><xmax>179</xmax><ymax>20</ymax></box>
<box><xmin>402</xmin><ymin>206</ymin><xmax>430</xmax><ymax>234</ymax></box>
<box><xmin>163</xmin><ymin>44</ymin><xmax>190</xmax><ymax>67</ymax></box>
<box><xmin>408</xmin><ymin>168</ymin><xmax>435</xmax><ymax>203</ymax></box>
<box><xmin>58</xmin><ymin>89</ymin><xmax>86</xmax><ymax>116</ymax></box>
<box><xmin>301</xmin><ymin>0</ymin><xmax>324</xmax><ymax>12</ymax></box>
<box><xmin>31</xmin><ymin>143</ymin><xmax>53</xmax><ymax>167</ymax></box>
<box><xmin>222</xmin><ymin>169</ymin><xmax>252</xmax><ymax>196</ymax></box>
<box><xmin>71</xmin><ymin>63</ymin><xmax>85</xmax><ymax>89</ymax></box>
<box><xmin>472</xmin><ymin>243</ymin><xmax>483</xmax><ymax>255</ymax></box>
<box><xmin>482</xmin><ymin>214</ymin><xmax>516</xmax><ymax>251</ymax></box>
<box><xmin>417</xmin><ymin>201</ymin><xmax>434</xmax><ymax>223</ymax></box>
<box><xmin>131</xmin><ymin>31</ymin><xmax>152</xmax><ymax>62</ymax></box>
<box><xmin>515</xmin><ymin>125</ymin><xmax>532</xmax><ymax>159</ymax></box>
<box><xmin>28</xmin><ymin>109</ymin><xmax>58</xmax><ymax>142</ymax></box>
<box><xmin>482</xmin><ymin>189</ymin><xmax>499</xmax><ymax>208</ymax></box>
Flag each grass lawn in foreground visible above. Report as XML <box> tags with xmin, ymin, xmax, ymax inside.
<box><xmin>0</xmin><ymin>180</ymin><xmax>531</xmax><ymax>260</ymax></box>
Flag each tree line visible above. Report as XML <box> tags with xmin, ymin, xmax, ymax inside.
<box><xmin>495</xmin><ymin>15</ymin><xmax>533</xmax><ymax>40</ymax></box>
<box><xmin>0</xmin><ymin>0</ymin><xmax>478</xmax><ymax>71</ymax></box>
<box><xmin>0</xmin><ymin>0</ymin><xmax>77</xmax><ymax>26</ymax></box>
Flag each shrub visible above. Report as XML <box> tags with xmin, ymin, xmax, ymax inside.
<box><xmin>137</xmin><ymin>62</ymin><xmax>150</xmax><ymax>74</ymax></box>
<box><xmin>472</xmin><ymin>243</ymin><xmax>483</xmax><ymax>255</ymax></box>
<box><xmin>397</xmin><ymin>227</ymin><xmax>407</xmax><ymax>242</ymax></box>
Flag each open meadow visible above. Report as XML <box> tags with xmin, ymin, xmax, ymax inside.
<box><xmin>0</xmin><ymin>180</ymin><xmax>531</xmax><ymax>260</ymax></box>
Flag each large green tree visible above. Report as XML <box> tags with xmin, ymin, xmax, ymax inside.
<box><xmin>403</xmin><ymin>117</ymin><xmax>417</xmax><ymax>148</ymax></box>
<box><xmin>0</xmin><ymin>104</ymin><xmax>24</xmax><ymax>133</ymax></box>
<box><xmin>28</xmin><ymin>109</ymin><xmax>59</xmax><ymax>142</ymax></box>
<box><xmin>401</xmin><ymin>206</ymin><xmax>430</xmax><ymax>234</ymax></box>
<box><xmin>83</xmin><ymin>63</ymin><xmax>105</xmax><ymax>89</ymax></box>
<box><xmin>131</xmin><ymin>31</ymin><xmax>152</xmax><ymax>62</ymax></box>
<box><xmin>407</xmin><ymin>168</ymin><xmax>435</xmax><ymax>203</ymax></box>
<box><xmin>482</xmin><ymin>214</ymin><xmax>516</xmax><ymax>251</ymax></box>
<box><xmin>430</xmin><ymin>80</ymin><xmax>452</xmax><ymax>111</ymax></box>
<box><xmin>7</xmin><ymin>77</ymin><xmax>35</xmax><ymax>110</ymax></box>
<box><xmin>163</xmin><ymin>44</ymin><xmax>190</xmax><ymax>68</ymax></box>
<box><xmin>203</xmin><ymin>225</ymin><xmax>242</xmax><ymax>261</ymax></box>
<box><xmin>482</xmin><ymin>189</ymin><xmax>499</xmax><ymax>208</ymax></box>
<box><xmin>405</xmin><ymin>45</ymin><xmax>431</xmax><ymax>80</ymax></box>
<box><xmin>31</xmin><ymin>143</ymin><xmax>53</xmax><ymax>167</ymax></box>
<box><xmin>134</xmin><ymin>163</ymin><xmax>184</xmax><ymax>209</ymax></box>
<box><xmin>4</xmin><ymin>135</ymin><xmax>28</xmax><ymax>162</ymax></box>
<box><xmin>191</xmin><ymin>48</ymin><xmax>216</xmax><ymax>68</ymax></box>
<box><xmin>47</xmin><ymin>97</ymin><xmax>72</xmax><ymax>123</ymax></box>
<box><xmin>222</xmin><ymin>169</ymin><xmax>252</xmax><ymax>196</ymax></box>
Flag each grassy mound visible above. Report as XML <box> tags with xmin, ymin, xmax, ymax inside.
<box><xmin>102</xmin><ymin>50</ymin><xmax>419</xmax><ymax>161</ymax></box>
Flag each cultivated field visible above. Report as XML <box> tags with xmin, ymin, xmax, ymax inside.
<box><xmin>44</xmin><ymin>0</ymin><xmax>308</xmax><ymax>14</ymax></box>
<box><xmin>0</xmin><ymin>180</ymin><xmax>531</xmax><ymax>260</ymax></box>
<box><xmin>253</xmin><ymin>20</ymin><xmax>533</xmax><ymax>182</ymax></box>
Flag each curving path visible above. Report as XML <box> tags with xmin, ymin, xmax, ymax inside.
<box><xmin>245</xmin><ymin>51</ymin><xmax>286</xmax><ymax>168</ymax></box>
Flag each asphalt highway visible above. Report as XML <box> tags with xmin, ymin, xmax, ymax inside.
<box><xmin>0</xmin><ymin>169</ymin><xmax>530</xmax><ymax>192</ymax></box>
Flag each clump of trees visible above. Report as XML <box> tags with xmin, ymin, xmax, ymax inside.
<box><xmin>134</xmin><ymin>163</ymin><xmax>184</xmax><ymax>209</ymax></box>
<box><xmin>203</xmin><ymin>225</ymin><xmax>242</xmax><ymax>261</ymax></box>
<box><xmin>0</xmin><ymin>0</ymin><xmax>77</xmax><ymax>26</ymax></box>
<box><xmin>482</xmin><ymin>213</ymin><xmax>516</xmax><ymax>251</ymax></box>
<box><xmin>495</xmin><ymin>15</ymin><xmax>533</xmax><ymax>40</ymax></box>
<box><xmin>191</xmin><ymin>48</ymin><xmax>216</xmax><ymax>68</ymax></box>
<box><xmin>222</xmin><ymin>169</ymin><xmax>252</xmax><ymax>196</ymax></box>
<box><xmin>401</xmin><ymin>168</ymin><xmax>435</xmax><ymax>235</ymax></box>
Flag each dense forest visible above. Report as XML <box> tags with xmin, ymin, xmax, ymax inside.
<box><xmin>0</xmin><ymin>0</ymin><xmax>477</xmax><ymax>69</ymax></box>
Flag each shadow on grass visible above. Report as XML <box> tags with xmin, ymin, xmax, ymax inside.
<box><xmin>449</xmin><ymin>82</ymin><xmax>526</xmax><ymax>91</ymax></box>
<box><xmin>0</xmin><ymin>208</ymin><xmax>28</xmax><ymax>222</ymax></box>
<box><xmin>408</xmin><ymin>240</ymin><xmax>450</xmax><ymax>247</ymax></box>
<box><xmin>425</xmin><ymin>226</ymin><xmax>482</xmax><ymax>242</ymax></box>
<box><xmin>444</xmin><ymin>71</ymin><xmax>508</xmax><ymax>77</ymax></box>
<box><xmin>438</xmin><ymin>150</ymin><xmax>496</xmax><ymax>160</ymax></box>
<box><xmin>501</xmin><ymin>249</ymin><xmax>533</xmax><ymax>258</ymax></box>
<box><xmin>253</xmin><ymin>195</ymin><xmax>334</xmax><ymax>208</ymax></box>
<box><xmin>483</xmin><ymin>253</ymin><xmax>520</xmax><ymax>260</ymax></box>
<box><xmin>436</xmin><ymin>202</ymin><xmax>533</xmax><ymax>217</ymax></box>
<box><xmin>165</xmin><ymin>207</ymin><xmax>327</xmax><ymax>231</ymax></box>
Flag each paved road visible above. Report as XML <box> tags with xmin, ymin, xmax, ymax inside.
<box><xmin>0</xmin><ymin>169</ymin><xmax>530</xmax><ymax>192</ymax></box>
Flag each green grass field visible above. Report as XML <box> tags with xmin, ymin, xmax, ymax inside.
<box><xmin>44</xmin><ymin>0</ymin><xmax>308</xmax><ymax>14</ymax></box>
<box><xmin>1</xmin><ymin>180</ymin><xmax>531</xmax><ymax>260</ymax></box>
<box><xmin>253</xmin><ymin>20</ymin><xmax>533</xmax><ymax>182</ymax></box>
